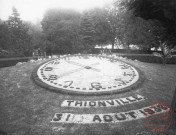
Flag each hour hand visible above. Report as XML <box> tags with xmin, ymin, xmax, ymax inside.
<box><xmin>58</xmin><ymin>62</ymin><xmax>100</xmax><ymax>78</ymax></box>
<box><xmin>66</xmin><ymin>61</ymin><xmax>100</xmax><ymax>72</ymax></box>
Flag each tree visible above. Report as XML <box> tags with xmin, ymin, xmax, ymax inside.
<box><xmin>7</xmin><ymin>7</ymin><xmax>32</xmax><ymax>56</ymax></box>
<box><xmin>121</xmin><ymin>12</ymin><xmax>166</xmax><ymax>50</ymax></box>
<box><xmin>126</xmin><ymin>0</ymin><xmax>176</xmax><ymax>48</ymax></box>
<box><xmin>112</xmin><ymin>0</ymin><xmax>167</xmax><ymax>50</ymax></box>
<box><xmin>41</xmin><ymin>8</ymin><xmax>83</xmax><ymax>54</ymax></box>
<box><xmin>89</xmin><ymin>8</ymin><xmax>112</xmax><ymax>47</ymax></box>
<box><xmin>0</xmin><ymin>20</ymin><xmax>11</xmax><ymax>57</ymax></box>
<box><xmin>104</xmin><ymin>3</ymin><xmax>128</xmax><ymax>50</ymax></box>
<box><xmin>80</xmin><ymin>11</ymin><xmax>95</xmax><ymax>52</ymax></box>
<box><xmin>25</xmin><ymin>21</ymin><xmax>44</xmax><ymax>50</ymax></box>
<box><xmin>0</xmin><ymin>21</ymin><xmax>11</xmax><ymax>51</ymax></box>
<box><xmin>105</xmin><ymin>6</ymin><xmax>118</xmax><ymax>50</ymax></box>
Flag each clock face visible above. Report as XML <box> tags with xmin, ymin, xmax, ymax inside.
<box><xmin>32</xmin><ymin>54</ymin><xmax>142</xmax><ymax>95</ymax></box>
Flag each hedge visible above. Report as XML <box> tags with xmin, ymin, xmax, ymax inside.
<box><xmin>0</xmin><ymin>57</ymin><xmax>38</xmax><ymax>68</ymax></box>
<box><xmin>116</xmin><ymin>54</ymin><xmax>176</xmax><ymax>64</ymax></box>
<box><xmin>0</xmin><ymin>54</ymin><xmax>176</xmax><ymax>68</ymax></box>
<box><xmin>93</xmin><ymin>48</ymin><xmax>176</xmax><ymax>55</ymax></box>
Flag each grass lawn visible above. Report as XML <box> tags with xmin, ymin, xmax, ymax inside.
<box><xmin>0</xmin><ymin>56</ymin><xmax>176</xmax><ymax>135</ymax></box>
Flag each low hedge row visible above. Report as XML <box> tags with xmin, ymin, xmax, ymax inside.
<box><xmin>111</xmin><ymin>49</ymin><xmax>154</xmax><ymax>54</ymax></box>
<box><xmin>116</xmin><ymin>54</ymin><xmax>176</xmax><ymax>64</ymax></box>
<box><xmin>0</xmin><ymin>54</ymin><xmax>176</xmax><ymax>68</ymax></box>
<box><xmin>93</xmin><ymin>48</ymin><xmax>176</xmax><ymax>55</ymax></box>
<box><xmin>92</xmin><ymin>48</ymin><xmax>162</xmax><ymax>54</ymax></box>
<box><xmin>0</xmin><ymin>57</ymin><xmax>38</xmax><ymax>68</ymax></box>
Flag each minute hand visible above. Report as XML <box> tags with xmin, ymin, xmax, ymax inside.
<box><xmin>66</xmin><ymin>61</ymin><xmax>100</xmax><ymax>72</ymax></box>
<box><xmin>58</xmin><ymin>63</ymin><xmax>100</xmax><ymax>78</ymax></box>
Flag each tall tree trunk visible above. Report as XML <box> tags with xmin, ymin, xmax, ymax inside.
<box><xmin>111</xmin><ymin>39</ymin><xmax>115</xmax><ymax>50</ymax></box>
<box><xmin>127</xmin><ymin>44</ymin><xmax>130</xmax><ymax>49</ymax></box>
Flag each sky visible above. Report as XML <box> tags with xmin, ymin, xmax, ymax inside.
<box><xmin>0</xmin><ymin>0</ymin><xmax>113</xmax><ymax>24</ymax></box>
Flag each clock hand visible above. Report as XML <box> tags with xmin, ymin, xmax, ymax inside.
<box><xmin>66</xmin><ymin>61</ymin><xmax>100</xmax><ymax>72</ymax></box>
<box><xmin>58</xmin><ymin>67</ymin><xmax>85</xmax><ymax>78</ymax></box>
<box><xmin>57</xmin><ymin>63</ymin><xmax>100</xmax><ymax>78</ymax></box>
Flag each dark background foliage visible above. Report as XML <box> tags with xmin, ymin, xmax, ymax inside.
<box><xmin>0</xmin><ymin>0</ymin><xmax>175</xmax><ymax>58</ymax></box>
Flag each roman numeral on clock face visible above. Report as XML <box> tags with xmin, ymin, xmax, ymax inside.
<box><xmin>64</xmin><ymin>81</ymin><xmax>73</xmax><ymax>87</ymax></box>
<box><xmin>48</xmin><ymin>61</ymin><xmax>60</xmax><ymax>65</ymax></box>
<box><xmin>91</xmin><ymin>82</ymin><xmax>102</xmax><ymax>90</ymax></box>
<box><xmin>115</xmin><ymin>78</ymin><xmax>126</xmax><ymax>85</ymax></box>
<box><xmin>44</xmin><ymin>67</ymin><xmax>53</xmax><ymax>71</ymax></box>
<box><xmin>48</xmin><ymin>75</ymin><xmax>57</xmax><ymax>81</ymax></box>
<box><xmin>123</xmin><ymin>72</ymin><xmax>133</xmax><ymax>76</ymax></box>
<box><xmin>120</xmin><ymin>64</ymin><xmax>130</xmax><ymax>69</ymax></box>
